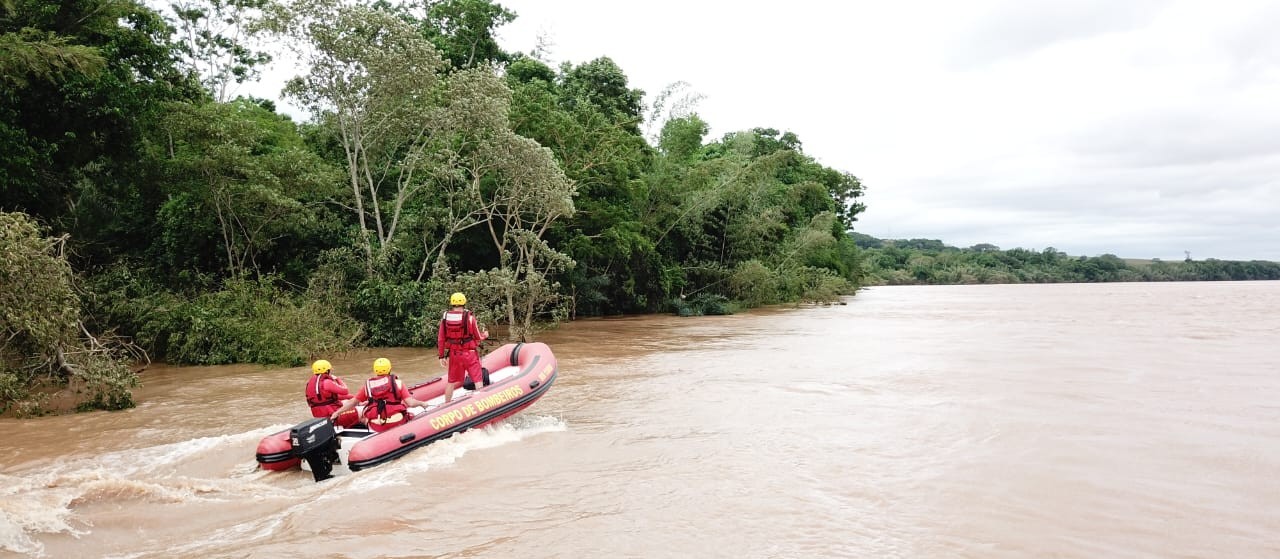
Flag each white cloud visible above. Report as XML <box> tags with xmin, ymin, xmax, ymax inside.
<box><xmin>490</xmin><ymin>0</ymin><xmax>1280</xmax><ymax>261</ymax></box>
<box><xmin>940</xmin><ymin>0</ymin><xmax>1168</xmax><ymax>68</ymax></box>
<box><xmin>233</xmin><ymin>0</ymin><xmax>1280</xmax><ymax>261</ymax></box>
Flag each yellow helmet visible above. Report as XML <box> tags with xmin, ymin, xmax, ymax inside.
<box><xmin>311</xmin><ymin>359</ymin><xmax>332</xmax><ymax>375</ymax></box>
<box><xmin>373</xmin><ymin>357</ymin><xmax>392</xmax><ymax>375</ymax></box>
<box><xmin>450</xmin><ymin>292</ymin><xmax>467</xmax><ymax>306</ymax></box>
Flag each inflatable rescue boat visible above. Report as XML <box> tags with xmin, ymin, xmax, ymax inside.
<box><xmin>255</xmin><ymin>342</ymin><xmax>557</xmax><ymax>480</ymax></box>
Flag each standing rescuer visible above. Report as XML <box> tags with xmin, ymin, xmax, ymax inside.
<box><xmin>306</xmin><ymin>360</ymin><xmax>360</xmax><ymax>428</ymax></box>
<box><xmin>438</xmin><ymin>292</ymin><xmax>489</xmax><ymax>403</ymax></box>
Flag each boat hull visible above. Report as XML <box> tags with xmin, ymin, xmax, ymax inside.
<box><xmin>255</xmin><ymin>342</ymin><xmax>557</xmax><ymax>474</ymax></box>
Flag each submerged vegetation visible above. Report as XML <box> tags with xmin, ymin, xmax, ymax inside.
<box><xmin>1</xmin><ymin>0</ymin><xmax>864</xmax><ymax>413</ymax></box>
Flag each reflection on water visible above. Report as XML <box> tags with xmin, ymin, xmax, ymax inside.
<box><xmin>2</xmin><ymin>281</ymin><xmax>1279</xmax><ymax>558</ymax></box>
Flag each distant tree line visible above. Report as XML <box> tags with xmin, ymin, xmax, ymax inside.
<box><xmin>1</xmin><ymin>0</ymin><xmax>866</xmax><ymax>413</ymax></box>
<box><xmin>853</xmin><ymin>234</ymin><xmax>1280</xmax><ymax>285</ymax></box>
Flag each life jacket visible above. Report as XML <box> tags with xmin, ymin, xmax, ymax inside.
<box><xmin>305</xmin><ymin>374</ymin><xmax>340</xmax><ymax>407</ymax></box>
<box><xmin>441</xmin><ymin>309</ymin><xmax>477</xmax><ymax>350</ymax></box>
<box><xmin>363</xmin><ymin>374</ymin><xmax>408</xmax><ymax>424</ymax></box>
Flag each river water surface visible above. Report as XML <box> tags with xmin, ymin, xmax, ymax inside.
<box><xmin>2</xmin><ymin>281</ymin><xmax>1279</xmax><ymax>558</ymax></box>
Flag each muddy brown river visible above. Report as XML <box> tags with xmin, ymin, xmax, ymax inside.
<box><xmin>2</xmin><ymin>281</ymin><xmax>1278</xmax><ymax>558</ymax></box>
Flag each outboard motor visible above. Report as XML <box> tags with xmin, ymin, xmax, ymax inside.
<box><xmin>290</xmin><ymin>418</ymin><xmax>339</xmax><ymax>482</ymax></box>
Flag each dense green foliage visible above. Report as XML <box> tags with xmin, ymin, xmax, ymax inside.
<box><xmin>855</xmin><ymin>234</ymin><xmax>1280</xmax><ymax>284</ymax></box>
<box><xmin>1</xmin><ymin>213</ymin><xmax>138</xmax><ymax>414</ymax></box>
<box><xmin>1</xmin><ymin>0</ymin><xmax>866</xmax><ymax>413</ymax></box>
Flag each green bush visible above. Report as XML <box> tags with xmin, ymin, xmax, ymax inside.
<box><xmin>350</xmin><ymin>279</ymin><xmax>436</xmax><ymax>347</ymax></box>
<box><xmin>0</xmin><ymin>367</ymin><xmax>32</xmax><ymax>414</ymax></box>
<box><xmin>672</xmin><ymin>293</ymin><xmax>734</xmax><ymax>316</ymax></box>
<box><xmin>448</xmin><ymin>268</ymin><xmax>571</xmax><ymax>341</ymax></box>
<box><xmin>2</xmin><ymin>212</ymin><xmax>138</xmax><ymax>414</ymax></box>
<box><xmin>729</xmin><ymin>260</ymin><xmax>779</xmax><ymax>308</ymax></box>
<box><xmin>139</xmin><ymin>276</ymin><xmax>361</xmax><ymax>365</ymax></box>
<box><xmin>70</xmin><ymin>351</ymin><xmax>138</xmax><ymax>411</ymax></box>
<box><xmin>777</xmin><ymin>265</ymin><xmax>852</xmax><ymax>303</ymax></box>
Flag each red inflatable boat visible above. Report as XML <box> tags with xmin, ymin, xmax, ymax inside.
<box><xmin>255</xmin><ymin>342</ymin><xmax>557</xmax><ymax>480</ymax></box>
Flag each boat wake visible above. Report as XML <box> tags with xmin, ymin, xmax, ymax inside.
<box><xmin>340</xmin><ymin>413</ymin><xmax>566</xmax><ymax>491</ymax></box>
<box><xmin>0</xmin><ymin>415</ymin><xmax>565</xmax><ymax>557</ymax></box>
<box><xmin>0</xmin><ymin>427</ymin><xmax>291</xmax><ymax>557</ymax></box>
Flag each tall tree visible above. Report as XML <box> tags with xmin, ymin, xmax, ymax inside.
<box><xmin>168</xmin><ymin>0</ymin><xmax>274</xmax><ymax>101</ymax></box>
<box><xmin>0</xmin><ymin>0</ymin><xmax>200</xmax><ymax>260</ymax></box>
<box><xmin>273</xmin><ymin>0</ymin><xmax>448</xmax><ymax>276</ymax></box>
<box><xmin>275</xmin><ymin>2</ymin><xmax>574</xmax><ymax>336</ymax></box>
<box><xmin>418</xmin><ymin>66</ymin><xmax>575</xmax><ymax>338</ymax></box>
<box><xmin>158</xmin><ymin>99</ymin><xmax>339</xmax><ymax>279</ymax></box>
<box><xmin>561</xmin><ymin>57</ymin><xmax>644</xmax><ymax>133</ymax></box>
<box><xmin>0</xmin><ymin>4</ymin><xmax>105</xmax><ymax>88</ymax></box>
<box><xmin>507</xmin><ymin>56</ymin><xmax>652</xmax><ymax>314</ymax></box>
<box><xmin>420</xmin><ymin>0</ymin><xmax>515</xmax><ymax>69</ymax></box>
<box><xmin>642</xmin><ymin>127</ymin><xmax>866</xmax><ymax>306</ymax></box>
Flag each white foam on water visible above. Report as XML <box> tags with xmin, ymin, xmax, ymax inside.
<box><xmin>95</xmin><ymin>415</ymin><xmax>568</xmax><ymax>558</ymax></box>
<box><xmin>0</xmin><ymin>425</ymin><xmax>295</xmax><ymax>557</ymax></box>
<box><xmin>46</xmin><ymin>426</ymin><xmax>287</xmax><ymax>480</ymax></box>
<box><xmin>89</xmin><ymin>493</ymin><xmax>314</xmax><ymax>559</ymax></box>
<box><xmin>0</xmin><ymin>410</ymin><xmax>564</xmax><ymax>557</ymax></box>
<box><xmin>340</xmin><ymin>413</ymin><xmax>567</xmax><ymax>493</ymax></box>
<box><xmin>0</xmin><ymin>473</ymin><xmax>87</xmax><ymax>557</ymax></box>
<box><xmin>142</xmin><ymin>499</ymin><xmax>305</xmax><ymax>559</ymax></box>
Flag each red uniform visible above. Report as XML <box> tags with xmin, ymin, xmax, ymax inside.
<box><xmin>356</xmin><ymin>375</ymin><xmax>413</xmax><ymax>432</ymax></box>
<box><xmin>438</xmin><ymin>308</ymin><xmax>486</xmax><ymax>386</ymax></box>
<box><xmin>305</xmin><ymin>373</ymin><xmax>360</xmax><ymax>428</ymax></box>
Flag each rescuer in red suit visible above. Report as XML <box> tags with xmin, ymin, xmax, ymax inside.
<box><xmin>305</xmin><ymin>359</ymin><xmax>360</xmax><ymax>428</ymax></box>
<box><xmin>437</xmin><ymin>292</ymin><xmax>489</xmax><ymax>403</ymax></box>
<box><xmin>330</xmin><ymin>358</ymin><xmax>431</xmax><ymax>432</ymax></box>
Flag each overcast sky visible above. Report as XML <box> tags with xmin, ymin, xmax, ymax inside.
<box><xmin>244</xmin><ymin>0</ymin><xmax>1280</xmax><ymax>261</ymax></box>
<box><xmin>477</xmin><ymin>0</ymin><xmax>1279</xmax><ymax>261</ymax></box>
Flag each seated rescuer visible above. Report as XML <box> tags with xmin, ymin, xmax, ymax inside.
<box><xmin>437</xmin><ymin>292</ymin><xmax>489</xmax><ymax>403</ymax></box>
<box><xmin>330</xmin><ymin>358</ymin><xmax>431</xmax><ymax>432</ymax></box>
<box><xmin>306</xmin><ymin>359</ymin><xmax>361</xmax><ymax>428</ymax></box>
